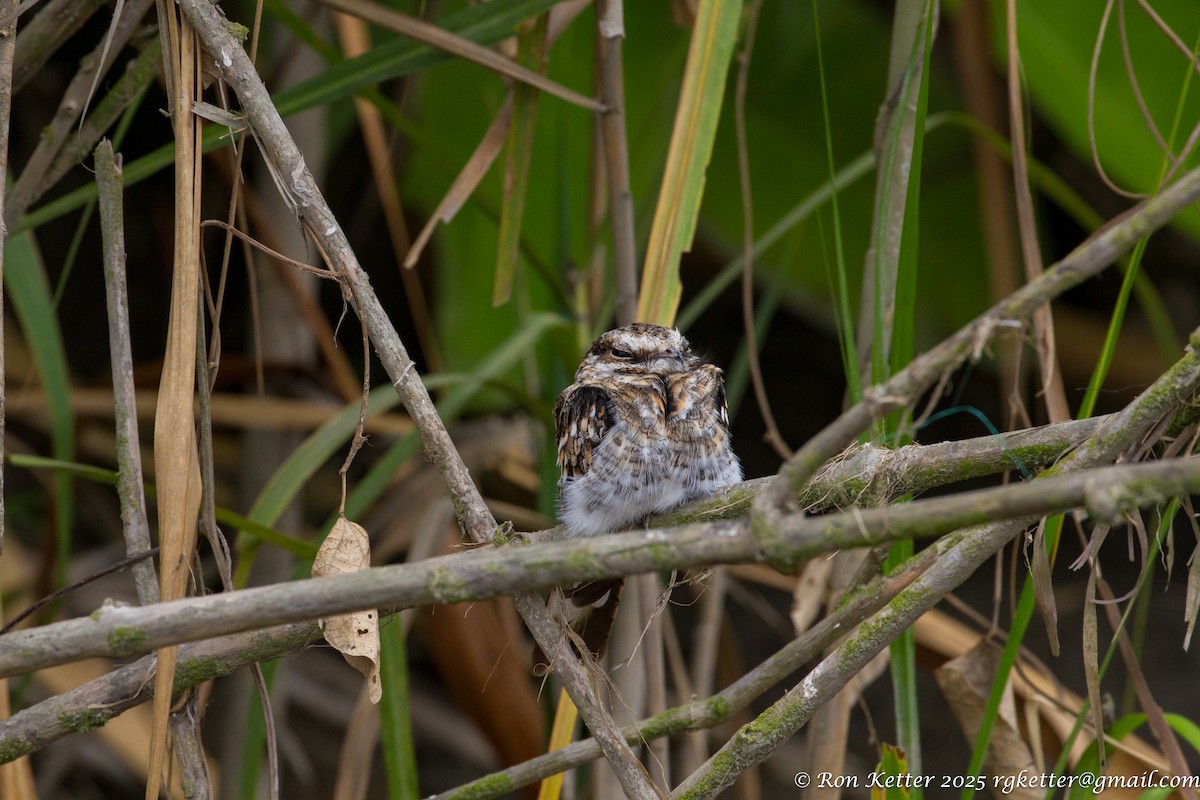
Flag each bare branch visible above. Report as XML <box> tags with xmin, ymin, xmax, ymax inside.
<box><xmin>0</xmin><ymin>622</ymin><xmax>318</xmax><ymax>761</ymax></box>
<box><xmin>96</xmin><ymin>140</ymin><xmax>160</xmax><ymax>606</ymax></box>
<box><xmin>757</xmin><ymin>160</ymin><xmax>1200</xmax><ymax>523</ymax></box>
<box><xmin>596</xmin><ymin>0</ymin><xmax>638</xmax><ymax>326</ymax></box>
<box><xmin>4</xmin><ymin>455</ymin><xmax>1200</xmax><ymax>682</ymax></box>
<box><xmin>673</xmin><ymin>330</ymin><xmax>1200</xmax><ymax>798</ymax></box>
<box><xmin>433</xmin><ymin>556</ymin><xmax>930</xmax><ymax>800</ymax></box>
<box><xmin>175</xmin><ymin>3</ymin><xmax>655</xmax><ymax>794</ymax></box>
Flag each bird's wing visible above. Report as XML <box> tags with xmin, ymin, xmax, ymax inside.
<box><xmin>554</xmin><ymin>384</ymin><xmax>614</xmax><ymax>480</ymax></box>
<box><xmin>714</xmin><ymin>371</ymin><xmax>731</xmax><ymax>429</ymax></box>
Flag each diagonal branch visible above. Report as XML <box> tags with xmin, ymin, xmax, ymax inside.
<box><xmin>175</xmin><ymin>2</ymin><xmax>654</xmax><ymax>795</ymax></box>
<box><xmin>757</xmin><ymin>162</ymin><xmax>1200</xmax><ymax>519</ymax></box>
<box><xmin>0</xmin><ymin>622</ymin><xmax>318</xmax><ymax>762</ymax></box>
<box><xmin>673</xmin><ymin>330</ymin><xmax>1200</xmax><ymax>799</ymax></box>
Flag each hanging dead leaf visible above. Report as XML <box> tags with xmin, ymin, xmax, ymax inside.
<box><xmin>790</xmin><ymin>556</ymin><xmax>833</xmax><ymax>635</ymax></box>
<box><xmin>1028</xmin><ymin>521</ymin><xmax>1060</xmax><ymax>656</ymax></box>
<box><xmin>1185</xmin><ymin>542</ymin><xmax>1200</xmax><ymax>650</ymax></box>
<box><xmin>314</xmin><ymin>517</ymin><xmax>381</xmax><ymax>704</ymax></box>
<box><xmin>933</xmin><ymin>639</ymin><xmax>1039</xmax><ymax>800</ymax></box>
<box><xmin>1082</xmin><ymin>570</ymin><xmax>1104</xmax><ymax>770</ymax></box>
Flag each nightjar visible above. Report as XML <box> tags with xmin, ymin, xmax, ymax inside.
<box><xmin>546</xmin><ymin>323</ymin><xmax>742</xmax><ymax>660</ymax></box>
<box><xmin>555</xmin><ymin>323</ymin><xmax>743</xmax><ymax>536</ymax></box>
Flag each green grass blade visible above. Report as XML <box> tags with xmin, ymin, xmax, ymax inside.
<box><xmin>637</xmin><ymin>0</ymin><xmax>745</xmax><ymax>326</ymax></box>
<box><xmin>811</xmin><ymin>0</ymin><xmax>861</xmax><ymax>404</ymax></box>
<box><xmin>861</xmin><ymin>0</ymin><xmax>935</xmax><ymax>783</ymax></box>
<box><xmin>676</xmin><ymin>147</ymin><xmax>877</xmax><ymax>332</ymax></box>
<box><xmin>7</xmin><ymin>454</ymin><xmax>315</xmax><ymax>558</ymax></box>
<box><xmin>380</xmin><ymin>620</ymin><xmax>419</xmax><ymax>800</ymax></box>
<box><xmin>4</xmin><ymin>231</ymin><xmax>75</xmax><ymax>589</ymax></box>
<box><xmin>493</xmin><ymin>16</ymin><xmax>548</xmax><ymax>307</ymax></box>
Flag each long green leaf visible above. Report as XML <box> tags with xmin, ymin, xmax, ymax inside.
<box><xmin>4</xmin><ymin>231</ymin><xmax>74</xmax><ymax>588</ymax></box>
<box><xmin>637</xmin><ymin>0</ymin><xmax>745</xmax><ymax>325</ymax></box>
<box><xmin>7</xmin><ymin>454</ymin><xmax>314</xmax><ymax>558</ymax></box>
<box><xmin>811</xmin><ymin>0</ymin><xmax>861</xmax><ymax>403</ymax></box>
<box><xmin>493</xmin><ymin>16</ymin><xmax>548</xmax><ymax>307</ymax></box>
<box><xmin>380</xmin><ymin>621</ymin><xmax>419</xmax><ymax>800</ymax></box>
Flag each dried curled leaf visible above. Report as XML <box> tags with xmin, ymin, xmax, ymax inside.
<box><xmin>1028</xmin><ymin>521</ymin><xmax>1060</xmax><ymax>657</ymax></box>
<box><xmin>933</xmin><ymin>639</ymin><xmax>1039</xmax><ymax>799</ymax></box>
<box><xmin>314</xmin><ymin>517</ymin><xmax>381</xmax><ymax>703</ymax></box>
<box><xmin>1185</xmin><ymin>545</ymin><xmax>1200</xmax><ymax>650</ymax></box>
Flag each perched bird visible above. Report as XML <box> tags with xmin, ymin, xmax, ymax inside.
<box><xmin>549</xmin><ymin>322</ymin><xmax>742</xmax><ymax>659</ymax></box>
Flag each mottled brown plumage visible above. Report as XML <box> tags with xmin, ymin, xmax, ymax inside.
<box><xmin>543</xmin><ymin>324</ymin><xmax>742</xmax><ymax>662</ymax></box>
<box><xmin>555</xmin><ymin>323</ymin><xmax>742</xmax><ymax>537</ymax></box>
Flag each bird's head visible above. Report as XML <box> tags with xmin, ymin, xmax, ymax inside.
<box><xmin>576</xmin><ymin>323</ymin><xmax>697</xmax><ymax>379</ymax></box>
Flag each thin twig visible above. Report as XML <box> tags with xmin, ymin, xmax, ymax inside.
<box><xmin>1117</xmin><ymin>0</ymin><xmax>1172</xmax><ymax>166</ymax></box>
<box><xmin>0</xmin><ymin>549</ymin><xmax>159</xmax><ymax>635</ymax></box>
<box><xmin>1087</xmin><ymin>0</ymin><xmax>1145</xmax><ymax>199</ymax></box>
<box><xmin>1006</xmin><ymin>0</ymin><xmax>1070</xmax><ymax>425</ymax></box>
<box><xmin>596</xmin><ymin>0</ymin><xmax>638</xmax><ymax>326</ymax></box>
<box><xmin>1125</xmin><ymin>0</ymin><xmax>1200</xmax><ymax>188</ymax></box>
<box><xmin>201</xmin><ymin>166</ymin><xmax>363</xmax><ymax>402</ymax></box>
<box><xmin>95</xmin><ymin>140</ymin><xmax>160</xmax><ymax>605</ymax></box>
<box><xmin>734</xmin><ymin>0</ymin><xmax>789</xmax><ymax>460</ymax></box>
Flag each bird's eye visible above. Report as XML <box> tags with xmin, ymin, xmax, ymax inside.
<box><xmin>611</xmin><ymin>348</ymin><xmax>635</xmax><ymax>360</ymax></box>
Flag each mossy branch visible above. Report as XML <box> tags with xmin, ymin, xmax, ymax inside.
<box><xmin>3</xmin><ymin>454</ymin><xmax>1200</xmax><ymax>682</ymax></box>
<box><xmin>673</xmin><ymin>329</ymin><xmax>1200</xmax><ymax>799</ymax></box>
<box><xmin>0</xmin><ymin>622</ymin><xmax>317</xmax><ymax>761</ymax></box>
